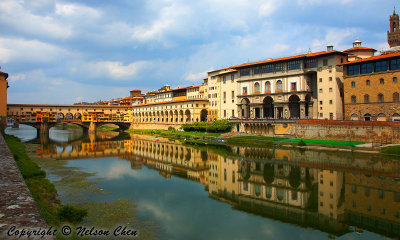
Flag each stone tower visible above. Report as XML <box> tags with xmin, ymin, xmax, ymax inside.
<box><xmin>388</xmin><ymin>6</ymin><xmax>400</xmax><ymax>47</ymax></box>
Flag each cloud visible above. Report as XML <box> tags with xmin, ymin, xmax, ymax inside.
<box><xmin>83</xmin><ymin>60</ymin><xmax>152</xmax><ymax>80</ymax></box>
<box><xmin>8</xmin><ymin>73</ymin><xmax>26</xmax><ymax>83</ymax></box>
<box><xmin>0</xmin><ymin>0</ymin><xmax>72</xmax><ymax>39</ymax></box>
<box><xmin>0</xmin><ymin>37</ymin><xmax>72</xmax><ymax>63</ymax></box>
<box><xmin>183</xmin><ymin>69</ymin><xmax>211</xmax><ymax>82</ymax></box>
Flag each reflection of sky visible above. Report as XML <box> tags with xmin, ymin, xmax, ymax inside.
<box><xmin>5</xmin><ymin>125</ymin><xmax>83</xmax><ymax>142</ymax></box>
<box><xmin>66</xmin><ymin>158</ymin><xmax>382</xmax><ymax>240</ymax></box>
<box><xmin>5</xmin><ymin>124</ymin><xmax>37</xmax><ymax>142</ymax></box>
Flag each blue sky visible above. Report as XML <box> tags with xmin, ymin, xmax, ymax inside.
<box><xmin>0</xmin><ymin>0</ymin><xmax>396</xmax><ymax>104</ymax></box>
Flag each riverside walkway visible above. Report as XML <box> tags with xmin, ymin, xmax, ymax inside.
<box><xmin>0</xmin><ymin>134</ymin><xmax>49</xmax><ymax>239</ymax></box>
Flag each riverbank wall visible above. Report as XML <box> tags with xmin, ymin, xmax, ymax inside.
<box><xmin>0</xmin><ymin>134</ymin><xmax>48</xmax><ymax>238</ymax></box>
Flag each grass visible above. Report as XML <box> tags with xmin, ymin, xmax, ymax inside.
<box><xmin>126</xmin><ymin>129</ymin><xmax>221</xmax><ymax>140</ymax></box>
<box><xmin>279</xmin><ymin>138</ymin><xmax>365</xmax><ymax>147</ymax></box>
<box><xmin>5</xmin><ymin>135</ymin><xmax>87</xmax><ymax>228</ymax></box>
<box><xmin>224</xmin><ymin>135</ymin><xmax>285</xmax><ymax>148</ymax></box>
<box><xmin>97</xmin><ymin>125</ymin><xmax>119</xmax><ymax>132</ymax></box>
<box><xmin>380</xmin><ymin>145</ymin><xmax>400</xmax><ymax>157</ymax></box>
<box><xmin>55</xmin><ymin>123</ymin><xmax>82</xmax><ymax>130</ymax></box>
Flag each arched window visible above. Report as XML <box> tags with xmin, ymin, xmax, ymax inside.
<box><xmin>378</xmin><ymin>93</ymin><xmax>384</xmax><ymax>102</ymax></box>
<box><xmin>366</xmin><ymin>79</ymin><xmax>370</xmax><ymax>86</ymax></box>
<box><xmin>364</xmin><ymin>94</ymin><xmax>370</xmax><ymax>103</ymax></box>
<box><xmin>394</xmin><ymin>92</ymin><xmax>399</xmax><ymax>102</ymax></box>
<box><xmin>265</xmin><ymin>81</ymin><xmax>271</xmax><ymax>93</ymax></box>
<box><xmin>351</xmin><ymin>95</ymin><xmax>357</xmax><ymax>103</ymax></box>
<box><xmin>276</xmin><ymin>80</ymin><xmax>283</xmax><ymax>92</ymax></box>
<box><xmin>254</xmin><ymin>82</ymin><xmax>260</xmax><ymax>94</ymax></box>
<box><xmin>394</xmin><ymin>22</ymin><xmax>397</xmax><ymax>32</ymax></box>
<box><xmin>351</xmin><ymin>113</ymin><xmax>358</xmax><ymax>120</ymax></box>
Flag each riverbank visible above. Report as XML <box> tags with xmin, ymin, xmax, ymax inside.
<box><xmin>126</xmin><ymin>129</ymin><xmax>400</xmax><ymax>157</ymax></box>
<box><xmin>3</xmin><ymin>135</ymin><xmax>87</xmax><ymax>237</ymax></box>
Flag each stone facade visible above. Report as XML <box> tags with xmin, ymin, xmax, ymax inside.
<box><xmin>0</xmin><ymin>71</ymin><xmax>8</xmax><ymax>134</ymax></box>
<box><xmin>342</xmin><ymin>53</ymin><xmax>400</xmax><ymax>121</ymax></box>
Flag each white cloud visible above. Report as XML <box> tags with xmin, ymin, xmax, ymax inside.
<box><xmin>83</xmin><ymin>60</ymin><xmax>152</xmax><ymax>80</ymax></box>
<box><xmin>0</xmin><ymin>0</ymin><xmax>72</xmax><ymax>39</ymax></box>
<box><xmin>55</xmin><ymin>2</ymin><xmax>101</xmax><ymax>18</ymax></box>
<box><xmin>0</xmin><ymin>37</ymin><xmax>72</xmax><ymax>63</ymax></box>
<box><xmin>8</xmin><ymin>74</ymin><xmax>26</xmax><ymax>83</ymax></box>
<box><xmin>183</xmin><ymin>69</ymin><xmax>211</xmax><ymax>82</ymax></box>
<box><xmin>312</xmin><ymin>27</ymin><xmax>357</xmax><ymax>51</ymax></box>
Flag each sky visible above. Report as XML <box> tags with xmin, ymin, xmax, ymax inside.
<box><xmin>0</xmin><ymin>0</ymin><xmax>397</xmax><ymax>104</ymax></box>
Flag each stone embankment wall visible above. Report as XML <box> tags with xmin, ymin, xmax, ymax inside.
<box><xmin>292</xmin><ymin>120</ymin><xmax>400</xmax><ymax>144</ymax></box>
<box><xmin>0</xmin><ymin>134</ymin><xmax>48</xmax><ymax>239</ymax></box>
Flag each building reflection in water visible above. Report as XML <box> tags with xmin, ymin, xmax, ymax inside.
<box><xmin>35</xmin><ymin>134</ymin><xmax>400</xmax><ymax>238</ymax></box>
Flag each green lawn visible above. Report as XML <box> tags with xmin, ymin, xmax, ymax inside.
<box><xmin>126</xmin><ymin>129</ymin><xmax>221</xmax><ymax>140</ymax></box>
<box><xmin>380</xmin><ymin>145</ymin><xmax>400</xmax><ymax>157</ymax></box>
<box><xmin>280</xmin><ymin>138</ymin><xmax>365</xmax><ymax>146</ymax></box>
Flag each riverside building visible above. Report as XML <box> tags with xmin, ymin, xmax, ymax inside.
<box><xmin>0</xmin><ymin>70</ymin><xmax>9</xmax><ymax>134</ymax></box>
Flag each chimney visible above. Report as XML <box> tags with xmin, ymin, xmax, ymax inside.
<box><xmin>327</xmin><ymin>45</ymin><xmax>334</xmax><ymax>51</ymax></box>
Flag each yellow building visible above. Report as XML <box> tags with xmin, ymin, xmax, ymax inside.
<box><xmin>0</xmin><ymin>71</ymin><xmax>9</xmax><ymax>133</ymax></box>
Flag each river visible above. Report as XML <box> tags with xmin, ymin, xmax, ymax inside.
<box><xmin>5</xmin><ymin>125</ymin><xmax>400</xmax><ymax>239</ymax></box>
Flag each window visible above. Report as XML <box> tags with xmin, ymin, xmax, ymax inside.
<box><xmin>223</xmin><ymin>75</ymin><xmax>226</xmax><ymax>83</ymax></box>
<box><xmin>320</xmin><ymin>101</ymin><xmax>323</xmax><ymax>105</ymax></box>
<box><xmin>305</xmin><ymin>58</ymin><xmax>317</xmax><ymax>68</ymax></box>
<box><xmin>261</xmin><ymin>64</ymin><xmax>274</xmax><ymax>73</ymax></box>
<box><xmin>329</xmin><ymin>100</ymin><xmax>333</xmax><ymax>104</ymax></box>
<box><xmin>319</xmin><ymin>88</ymin><xmax>323</xmax><ymax>93</ymax></box>
<box><xmin>240</xmin><ymin>68</ymin><xmax>250</xmax><ymax>76</ymax></box>
<box><xmin>211</xmin><ymin>76</ymin><xmax>216</xmax><ymax>80</ymax></box>
<box><xmin>329</xmin><ymin>77</ymin><xmax>333</xmax><ymax>81</ymax></box>
<box><xmin>232</xmin><ymin>109</ymin><xmax>235</xmax><ymax>117</ymax></box>
<box><xmin>379</xmin><ymin>190</ymin><xmax>385</xmax><ymax>199</ymax></box>
<box><xmin>232</xmin><ymin>91</ymin><xmax>235</xmax><ymax>99</ymax></box>
<box><xmin>352</xmin><ymin>185</ymin><xmax>357</xmax><ymax>193</ymax></box>
<box><xmin>380</xmin><ymin>78</ymin><xmax>384</xmax><ymax>84</ymax></box>
<box><xmin>347</xmin><ymin>65</ymin><xmax>359</xmax><ymax>75</ymax></box>
<box><xmin>276</xmin><ymin>80</ymin><xmax>283</xmax><ymax>92</ymax></box>
<box><xmin>364</xmin><ymin>94</ymin><xmax>370</xmax><ymax>103</ymax></box>
<box><xmin>394</xmin><ymin>92</ymin><xmax>399</xmax><ymax>102</ymax></box>
<box><xmin>231</xmin><ymin>74</ymin><xmax>235</xmax><ymax>81</ymax></box>
<box><xmin>360</xmin><ymin>63</ymin><xmax>373</xmax><ymax>74</ymax></box>
<box><xmin>319</xmin><ymin>78</ymin><xmax>322</xmax><ymax>83</ymax></box>
<box><xmin>394</xmin><ymin>77</ymin><xmax>398</xmax><ymax>83</ymax></box>
<box><xmin>365</xmin><ymin>187</ymin><xmax>370</xmax><ymax>197</ymax></box>
<box><xmin>375</xmin><ymin>61</ymin><xmax>388</xmax><ymax>72</ymax></box>
<box><xmin>275</xmin><ymin>63</ymin><xmax>285</xmax><ymax>72</ymax></box>
<box><xmin>232</xmin><ymin>171</ymin><xmax>235</xmax><ymax>183</ymax></box>
<box><xmin>223</xmin><ymin>92</ymin><xmax>226</xmax><ymax>103</ymax></box>
<box><xmin>390</xmin><ymin>58</ymin><xmax>400</xmax><ymax>70</ymax></box>
<box><xmin>329</xmin><ymin>88</ymin><xmax>332</xmax><ymax>92</ymax></box>
<box><xmin>323</xmin><ymin>59</ymin><xmax>328</xmax><ymax>66</ymax></box>
<box><xmin>288</xmin><ymin>60</ymin><xmax>300</xmax><ymax>70</ymax></box>
<box><xmin>265</xmin><ymin>81</ymin><xmax>271</xmax><ymax>93</ymax></box>
<box><xmin>351</xmin><ymin>95</ymin><xmax>356</xmax><ymax>103</ymax></box>
<box><xmin>243</xmin><ymin>87</ymin><xmax>248</xmax><ymax>95</ymax></box>
<box><xmin>378</xmin><ymin>93</ymin><xmax>384</xmax><ymax>102</ymax></box>
<box><xmin>254</xmin><ymin>82</ymin><xmax>260</xmax><ymax>94</ymax></box>
<box><xmin>366</xmin><ymin>79</ymin><xmax>370</xmax><ymax>86</ymax></box>
<box><xmin>224</xmin><ymin>110</ymin><xmax>226</xmax><ymax>118</ymax></box>
<box><xmin>291</xmin><ymin>82</ymin><xmax>297</xmax><ymax>91</ymax></box>
<box><xmin>253</xmin><ymin>66</ymin><xmax>261</xmax><ymax>75</ymax></box>
<box><xmin>351</xmin><ymin>81</ymin><xmax>356</xmax><ymax>88</ymax></box>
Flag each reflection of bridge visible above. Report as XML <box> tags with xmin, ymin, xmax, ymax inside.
<box><xmin>7</xmin><ymin>104</ymin><xmax>131</xmax><ymax>133</ymax></box>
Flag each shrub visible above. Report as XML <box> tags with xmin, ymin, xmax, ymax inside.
<box><xmin>298</xmin><ymin>139</ymin><xmax>306</xmax><ymax>146</ymax></box>
<box><xmin>168</xmin><ymin>126</ymin><xmax>176</xmax><ymax>131</ymax></box>
<box><xmin>181</xmin><ymin>120</ymin><xmax>234</xmax><ymax>133</ymax></box>
<box><xmin>58</xmin><ymin>205</ymin><xmax>87</xmax><ymax>224</ymax></box>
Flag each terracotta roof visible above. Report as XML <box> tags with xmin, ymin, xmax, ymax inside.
<box><xmin>0</xmin><ymin>71</ymin><xmax>9</xmax><ymax>79</ymax></box>
<box><xmin>132</xmin><ymin>99</ymin><xmax>209</xmax><ymax>107</ymax></box>
<box><xmin>7</xmin><ymin>104</ymin><xmax>131</xmax><ymax>108</ymax></box>
<box><xmin>343</xmin><ymin>47</ymin><xmax>377</xmax><ymax>53</ymax></box>
<box><xmin>340</xmin><ymin>52</ymin><xmax>400</xmax><ymax>65</ymax></box>
<box><xmin>209</xmin><ymin>50</ymin><xmax>347</xmax><ymax>73</ymax></box>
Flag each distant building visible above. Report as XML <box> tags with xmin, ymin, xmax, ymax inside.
<box><xmin>0</xmin><ymin>70</ymin><xmax>9</xmax><ymax>134</ymax></box>
<box><xmin>388</xmin><ymin>7</ymin><xmax>400</xmax><ymax>48</ymax></box>
<box><xmin>342</xmin><ymin>52</ymin><xmax>400</xmax><ymax>121</ymax></box>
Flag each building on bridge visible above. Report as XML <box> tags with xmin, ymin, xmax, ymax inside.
<box><xmin>0</xmin><ymin>70</ymin><xmax>9</xmax><ymax>134</ymax></box>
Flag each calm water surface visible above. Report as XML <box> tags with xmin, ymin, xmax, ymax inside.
<box><xmin>5</xmin><ymin>125</ymin><xmax>400</xmax><ymax>240</ymax></box>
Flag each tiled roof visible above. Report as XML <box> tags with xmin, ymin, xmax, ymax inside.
<box><xmin>343</xmin><ymin>47</ymin><xmax>377</xmax><ymax>53</ymax></box>
<box><xmin>340</xmin><ymin>52</ymin><xmax>400</xmax><ymax>65</ymax></box>
<box><xmin>209</xmin><ymin>50</ymin><xmax>347</xmax><ymax>72</ymax></box>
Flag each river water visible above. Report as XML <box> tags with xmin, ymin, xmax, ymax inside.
<box><xmin>5</xmin><ymin>125</ymin><xmax>400</xmax><ymax>240</ymax></box>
